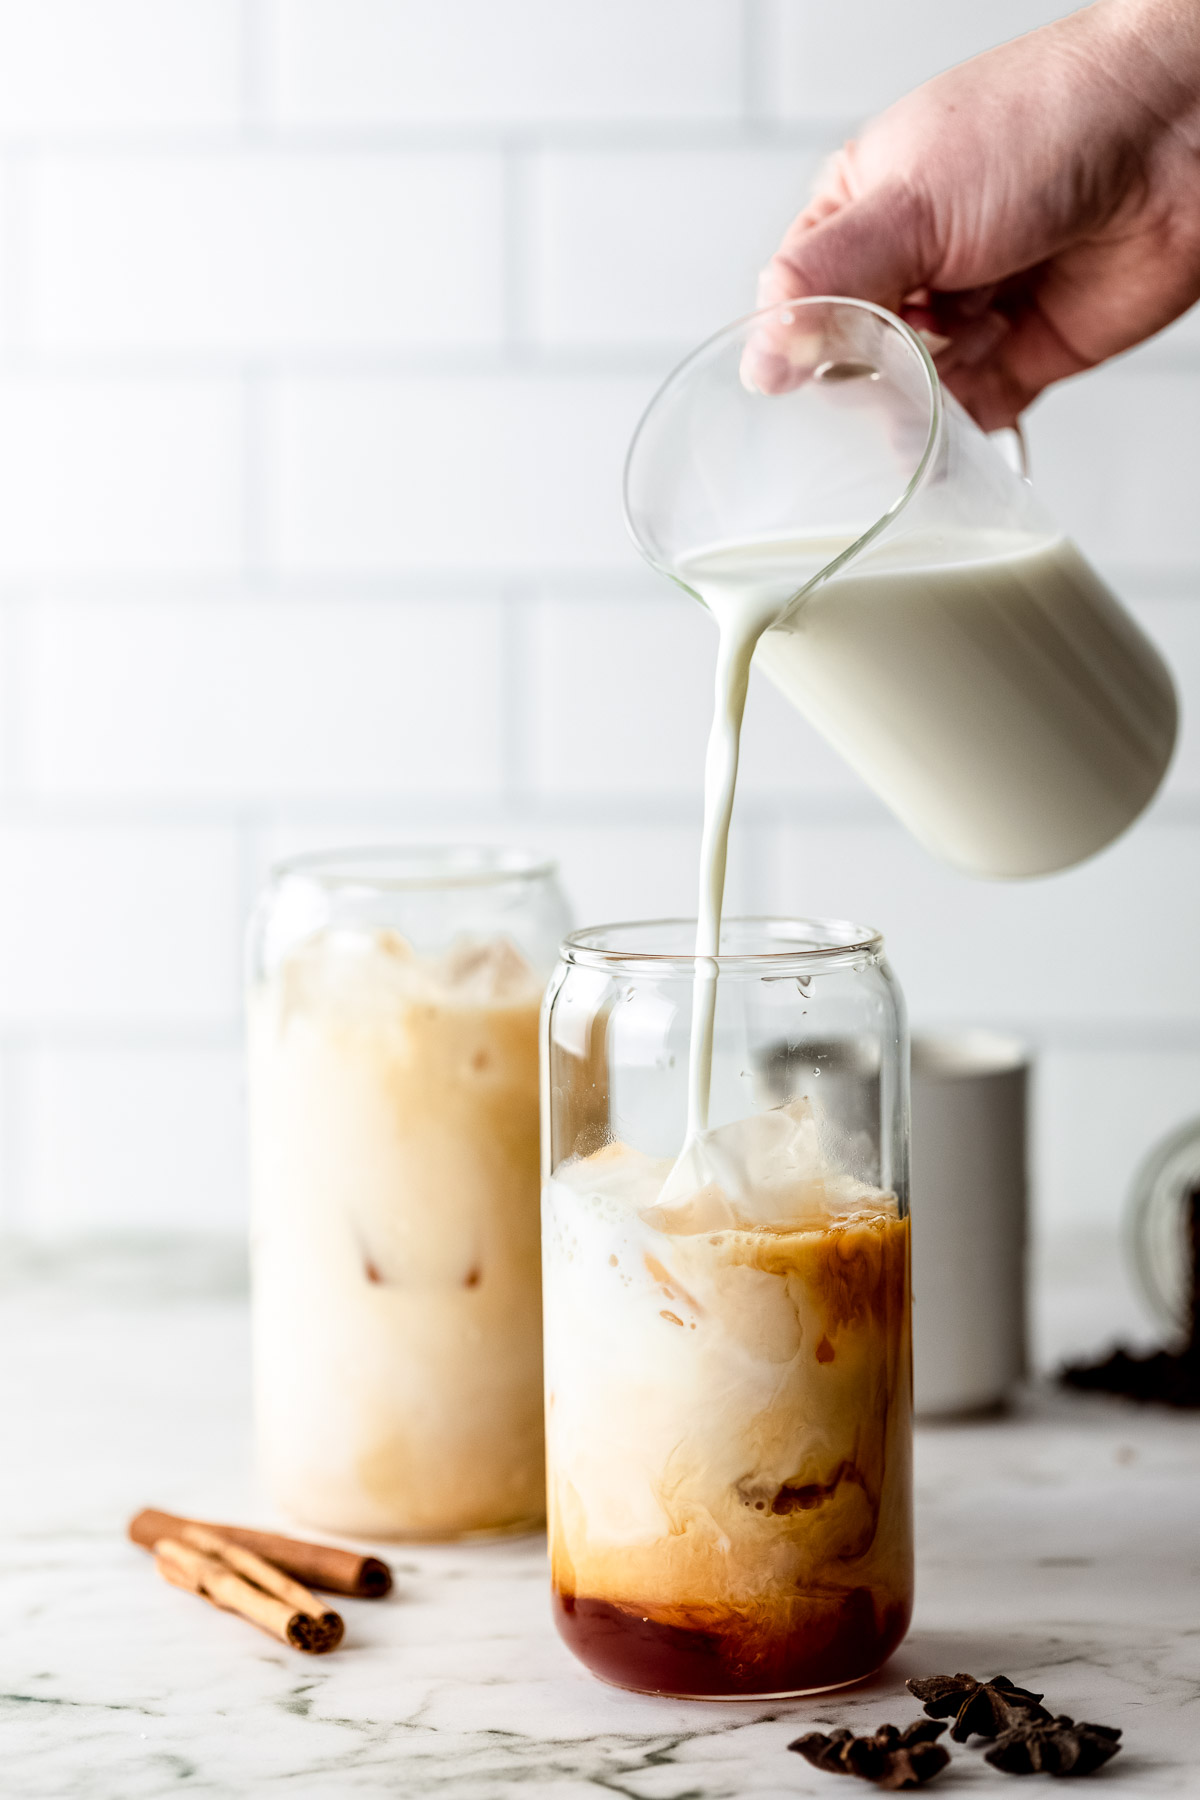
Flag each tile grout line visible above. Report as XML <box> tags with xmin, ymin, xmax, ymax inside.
<box><xmin>500</xmin><ymin>582</ymin><xmax>533</xmax><ymax>811</ymax></box>
<box><xmin>0</xmin><ymin>144</ymin><xmax>31</xmax><ymax>353</ymax></box>
<box><xmin>0</xmin><ymin>587</ymin><xmax>29</xmax><ymax>798</ymax></box>
<box><xmin>234</xmin><ymin>814</ymin><xmax>261</xmax><ymax>981</ymax></box>
<box><xmin>501</xmin><ymin>137</ymin><xmax>535</xmax><ymax>356</ymax></box>
<box><xmin>0</xmin><ymin>346</ymin><xmax>677</xmax><ymax>377</ymax></box>
<box><xmin>0</xmin><ymin>122</ymin><xmax>859</xmax><ymax>157</ymax></box>
<box><xmin>0</xmin><ymin>1039</ymin><xmax>25</xmax><ymax>1231</ymax></box>
<box><xmin>740</xmin><ymin>0</ymin><xmax>772</xmax><ymax>128</ymax></box>
<box><xmin>240</xmin><ymin>362</ymin><xmax>271</xmax><ymax>578</ymax></box>
<box><xmin>239</xmin><ymin>0</ymin><xmax>271</xmax><ymax>140</ymax></box>
<box><xmin>1</xmin><ymin>343</ymin><xmax>1200</xmax><ymax>380</ymax></box>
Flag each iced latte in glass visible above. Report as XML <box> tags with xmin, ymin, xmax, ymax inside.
<box><xmin>249</xmin><ymin>847</ymin><xmax>569</xmax><ymax>1538</ymax></box>
<box><xmin>542</xmin><ymin>920</ymin><xmax>912</xmax><ymax>1696</ymax></box>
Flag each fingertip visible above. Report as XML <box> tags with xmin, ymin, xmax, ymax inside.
<box><xmin>900</xmin><ymin>306</ymin><xmax>953</xmax><ymax>357</ymax></box>
<box><xmin>739</xmin><ymin>341</ymin><xmax>795</xmax><ymax>394</ymax></box>
<box><xmin>769</xmin><ymin>183</ymin><xmax>930</xmax><ymax>314</ymax></box>
<box><xmin>756</xmin><ymin>253</ymin><xmax>802</xmax><ymax>310</ymax></box>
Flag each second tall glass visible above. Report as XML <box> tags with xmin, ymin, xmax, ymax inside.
<box><xmin>249</xmin><ymin>846</ymin><xmax>570</xmax><ymax>1539</ymax></box>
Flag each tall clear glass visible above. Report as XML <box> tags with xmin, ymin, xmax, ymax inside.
<box><xmin>248</xmin><ymin>845</ymin><xmax>570</xmax><ymax>1539</ymax></box>
<box><xmin>542</xmin><ymin>918</ymin><xmax>912</xmax><ymax>1698</ymax></box>
<box><xmin>624</xmin><ymin>296</ymin><xmax>1176</xmax><ymax>879</ymax></box>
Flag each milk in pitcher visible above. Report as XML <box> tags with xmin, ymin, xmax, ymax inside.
<box><xmin>680</xmin><ymin>525</ymin><xmax>1177</xmax><ymax>881</ymax></box>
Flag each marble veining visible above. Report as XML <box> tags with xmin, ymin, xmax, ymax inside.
<box><xmin>2</xmin><ymin>1238</ymin><xmax>1198</xmax><ymax>1796</ymax></box>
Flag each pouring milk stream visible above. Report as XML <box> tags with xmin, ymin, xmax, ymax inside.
<box><xmin>625</xmin><ymin>298</ymin><xmax>1178</xmax><ymax>1142</ymax></box>
<box><xmin>684</xmin><ymin>565</ymin><xmax>780</xmax><ymax>1137</ymax></box>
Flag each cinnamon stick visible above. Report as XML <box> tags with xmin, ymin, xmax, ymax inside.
<box><xmin>178</xmin><ymin>1523</ymin><xmax>329</xmax><ymax>1615</ymax></box>
<box><xmin>154</xmin><ymin>1537</ymin><xmax>344</xmax><ymax>1654</ymax></box>
<box><xmin>129</xmin><ymin>1508</ymin><xmax>391</xmax><ymax>1598</ymax></box>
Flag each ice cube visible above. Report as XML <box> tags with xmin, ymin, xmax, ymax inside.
<box><xmin>437</xmin><ymin>935</ymin><xmax>537</xmax><ymax>1002</ymax></box>
<box><xmin>642</xmin><ymin>1099</ymin><xmax>833</xmax><ymax>1235</ymax></box>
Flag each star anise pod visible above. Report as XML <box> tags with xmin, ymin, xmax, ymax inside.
<box><xmin>792</xmin><ymin>1727</ymin><xmax>857</xmax><ymax>1773</ymax></box>
<box><xmin>985</xmin><ymin>1713</ymin><xmax>1122</xmax><ymax>1777</ymax></box>
<box><xmin>906</xmin><ymin>1672</ymin><xmax>1050</xmax><ymax>1741</ymax></box>
<box><xmin>789</xmin><ymin>1719</ymin><xmax>950</xmax><ymax>1788</ymax></box>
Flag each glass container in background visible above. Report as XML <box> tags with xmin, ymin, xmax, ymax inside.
<box><xmin>542</xmin><ymin>918</ymin><xmax>912</xmax><ymax>1698</ymax></box>
<box><xmin>248</xmin><ymin>846</ymin><xmax>570</xmax><ymax>1539</ymax></box>
<box><xmin>1128</xmin><ymin>1114</ymin><xmax>1200</xmax><ymax>1338</ymax></box>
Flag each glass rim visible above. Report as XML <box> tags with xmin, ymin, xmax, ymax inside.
<box><xmin>561</xmin><ymin>915</ymin><xmax>884</xmax><ymax>972</ymax></box>
<box><xmin>269</xmin><ymin>843</ymin><xmax>558</xmax><ymax>893</ymax></box>
<box><xmin>622</xmin><ymin>293</ymin><xmax>943</xmax><ymax>614</ymax></box>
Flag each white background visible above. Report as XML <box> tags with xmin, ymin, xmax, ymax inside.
<box><xmin>1</xmin><ymin>0</ymin><xmax>1196</xmax><ymax>1241</ymax></box>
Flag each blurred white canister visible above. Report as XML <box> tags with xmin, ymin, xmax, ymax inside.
<box><xmin>911</xmin><ymin>1032</ymin><xmax>1030</xmax><ymax>1416</ymax></box>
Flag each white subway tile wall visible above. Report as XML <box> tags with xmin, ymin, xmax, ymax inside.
<box><xmin>0</xmin><ymin>379</ymin><xmax>244</xmax><ymax>575</ymax></box>
<box><xmin>268</xmin><ymin>373</ymin><xmax>647</xmax><ymax>572</ymax></box>
<box><xmin>22</xmin><ymin>1045</ymin><xmax>245</xmax><ymax>1234</ymax></box>
<box><xmin>265</xmin><ymin>1</ymin><xmax>745</xmax><ymax>126</ymax></box>
<box><xmin>0</xmin><ymin>1</ymin><xmax>1194</xmax><ymax>1244</ymax></box>
<box><xmin>28</xmin><ymin>152</ymin><xmax>507</xmax><ymax>352</ymax></box>
<box><xmin>530</xmin><ymin>149</ymin><xmax>823</xmax><ymax>348</ymax></box>
<box><xmin>26</xmin><ymin>595</ymin><xmax>507</xmax><ymax>799</ymax></box>
<box><xmin>0</xmin><ymin>825</ymin><xmax>240</xmax><ymax>1027</ymax></box>
<box><xmin>0</xmin><ymin>2</ymin><xmax>242</xmax><ymax>131</ymax></box>
<box><xmin>760</xmin><ymin>1</ymin><xmax>1085</xmax><ymax>121</ymax></box>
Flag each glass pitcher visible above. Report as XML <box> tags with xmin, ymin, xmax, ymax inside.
<box><xmin>624</xmin><ymin>296</ymin><xmax>1177</xmax><ymax>880</ymax></box>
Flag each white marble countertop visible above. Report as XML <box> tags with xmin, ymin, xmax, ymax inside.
<box><xmin>3</xmin><ymin>1237</ymin><xmax>1199</xmax><ymax>1798</ymax></box>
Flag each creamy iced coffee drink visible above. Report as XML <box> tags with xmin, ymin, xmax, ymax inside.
<box><xmin>250</xmin><ymin>926</ymin><xmax>546</xmax><ymax>1538</ymax></box>
<box><xmin>543</xmin><ymin>1102</ymin><xmax>912</xmax><ymax>1696</ymax></box>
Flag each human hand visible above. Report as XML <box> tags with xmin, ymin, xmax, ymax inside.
<box><xmin>747</xmin><ymin>0</ymin><xmax>1200</xmax><ymax>426</ymax></box>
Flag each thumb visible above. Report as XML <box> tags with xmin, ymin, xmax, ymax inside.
<box><xmin>743</xmin><ymin>183</ymin><xmax>936</xmax><ymax>393</ymax></box>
